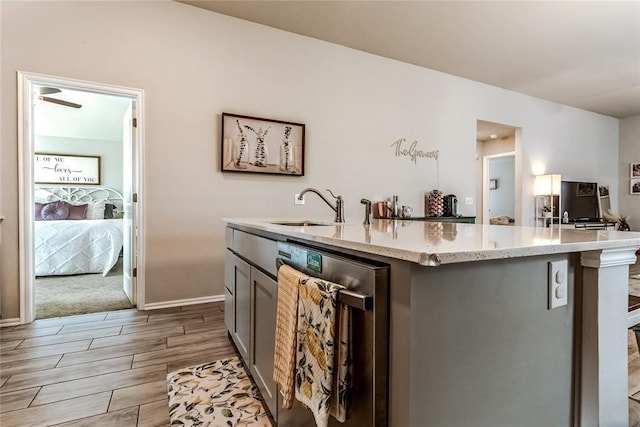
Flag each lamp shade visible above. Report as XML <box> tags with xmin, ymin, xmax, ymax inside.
<box><xmin>534</xmin><ymin>174</ymin><xmax>561</xmax><ymax>196</ymax></box>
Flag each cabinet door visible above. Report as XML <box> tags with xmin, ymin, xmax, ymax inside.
<box><xmin>250</xmin><ymin>267</ymin><xmax>278</xmax><ymax>419</ymax></box>
<box><xmin>224</xmin><ymin>250</ymin><xmax>235</xmax><ymax>333</ymax></box>
<box><xmin>228</xmin><ymin>252</ymin><xmax>251</xmax><ymax>360</ymax></box>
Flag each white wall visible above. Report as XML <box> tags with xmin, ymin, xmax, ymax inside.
<box><xmin>34</xmin><ymin>135</ymin><xmax>124</xmax><ymax>193</ymax></box>
<box><xmin>0</xmin><ymin>1</ymin><xmax>620</xmax><ymax>318</ymax></box>
<box><xmin>620</xmin><ymin>115</ymin><xmax>640</xmax><ymax>231</ymax></box>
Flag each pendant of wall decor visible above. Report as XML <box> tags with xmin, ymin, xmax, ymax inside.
<box><xmin>279</xmin><ymin>126</ymin><xmax>295</xmax><ymax>172</ymax></box>
<box><xmin>244</xmin><ymin>124</ymin><xmax>270</xmax><ymax>167</ymax></box>
<box><xmin>233</xmin><ymin>119</ymin><xmax>249</xmax><ymax>169</ymax></box>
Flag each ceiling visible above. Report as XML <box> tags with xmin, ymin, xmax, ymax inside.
<box><xmin>177</xmin><ymin>0</ymin><xmax>640</xmax><ymax>119</ymax></box>
<box><xmin>34</xmin><ymin>86</ymin><xmax>132</xmax><ymax>142</ymax></box>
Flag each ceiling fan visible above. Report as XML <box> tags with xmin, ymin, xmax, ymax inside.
<box><xmin>37</xmin><ymin>87</ymin><xmax>82</xmax><ymax>109</ymax></box>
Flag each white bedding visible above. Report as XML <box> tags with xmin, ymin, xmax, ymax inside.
<box><xmin>35</xmin><ymin>219</ymin><xmax>123</xmax><ymax>277</ymax></box>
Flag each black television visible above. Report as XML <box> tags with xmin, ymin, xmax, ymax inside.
<box><xmin>561</xmin><ymin>181</ymin><xmax>600</xmax><ymax>222</ymax></box>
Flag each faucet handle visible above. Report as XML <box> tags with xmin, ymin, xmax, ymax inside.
<box><xmin>326</xmin><ymin>189</ymin><xmax>341</xmax><ymax>200</ymax></box>
<box><xmin>360</xmin><ymin>198</ymin><xmax>372</xmax><ymax>225</ymax></box>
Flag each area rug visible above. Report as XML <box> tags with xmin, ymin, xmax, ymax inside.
<box><xmin>35</xmin><ymin>259</ymin><xmax>133</xmax><ymax>319</ymax></box>
<box><xmin>167</xmin><ymin>356</ymin><xmax>272</xmax><ymax>427</ymax></box>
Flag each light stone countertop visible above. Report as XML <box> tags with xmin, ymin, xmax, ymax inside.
<box><xmin>224</xmin><ymin>218</ymin><xmax>640</xmax><ymax>266</ymax></box>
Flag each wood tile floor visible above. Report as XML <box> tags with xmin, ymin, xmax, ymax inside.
<box><xmin>0</xmin><ymin>302</ymin><xmax>236</xmax><ymax>427</ymax></box>
<box><xmin>3</xmin><ymin>263</ymin><xmax>640</xmax><ymax>426</ymax></box>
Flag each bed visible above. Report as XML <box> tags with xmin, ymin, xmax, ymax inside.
<box><xmin>34</xmin><ymin>187</ymin><xmax>124</xmax><ymax>277</ymax></box>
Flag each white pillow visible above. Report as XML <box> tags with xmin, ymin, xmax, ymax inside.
<box><xmin>85</xmin><ymin>201</ymin><xmax>106</xmax><ymax>219</ymax></box>
<box><xmin>34</xmin><ymin>188</ymin><xmax>54</xmax><ymax>202</ymax></box>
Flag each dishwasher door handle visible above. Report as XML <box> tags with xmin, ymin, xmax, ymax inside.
<box><xmin>275</xmin><ymin>257</ymin><xmax>373</xmax><ymax>311</ymax></box>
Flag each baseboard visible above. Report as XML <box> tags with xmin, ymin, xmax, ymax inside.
<box><xmin>0</xmin><ymin>318</ymin><xmax>22</xmax><ymax>328</ymax></box>
<box><xmin>142</xmin><ymin>294</ymin><xmax>224</xmax><ymax>311</ymax></box>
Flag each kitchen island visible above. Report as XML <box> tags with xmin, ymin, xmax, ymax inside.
<box><xmin>224</xmin><ymin>218</ymin><xmax>640</xmax><ymax>427</ymax></box>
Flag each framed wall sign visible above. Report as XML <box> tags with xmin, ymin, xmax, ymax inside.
<box><xmin>34</xmin><ymin>153</ymin><xmax>101</xmax><ymax>185</ymax></box>
<box><xmin>221</xmin><ymin>113</ymin><xmax>305</xmax><ymax>176</ymax></box>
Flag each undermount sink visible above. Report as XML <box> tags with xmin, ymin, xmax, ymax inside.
<box><xmin>269</xmin><ymin>220</ymin><xmax>332</xmax><ymax>227</ymax></box>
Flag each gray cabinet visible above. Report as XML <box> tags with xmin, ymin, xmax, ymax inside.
<box><xmin>249</xmin><ymin>267</ymin><xmax>278</xmax><ymax>416</ymax></box>
<box><xmin>225</xmin><ymin>228</ymin><xmax>279</xmax><ymax>420</ymax></box>
<box><xmin>224</xmin><ymin>250</ymin><xmax>251</xmax><ymax>361</ymax></box>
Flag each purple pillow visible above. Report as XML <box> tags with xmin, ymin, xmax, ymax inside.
<box><xmin>40</xmin><ymin>202</ymin><xmax>70</xmax><ymax>220</ymax></box>
<box><xmin>67</xmin><ymin>203</ymin><xmax>88</xmax><ymax>220</ymax></box>
<box><xmin>36</xmin><ymin>201</ymin><xmax>87</xmax><ymax>221</ymax></box>
<box><xmin>35</xmin><ymin>202</ymin><xmax>46</xmax><ymax>221</ymax></box>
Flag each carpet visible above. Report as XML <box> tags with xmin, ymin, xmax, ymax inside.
<box><xmin>35</xmin><ymin>259</ymin><xmax>134</xmax><ymax>319</ymax></box>
<box><xmin>167</xmin><ymin>356</ymin><xmax>272</xmax><ymax>427</ymax></box>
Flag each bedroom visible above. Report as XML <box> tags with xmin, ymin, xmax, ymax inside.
<box><xmin>32</xmin><ymin>86</ymin><xmax>135</xmax><ymax>319</ymax></box>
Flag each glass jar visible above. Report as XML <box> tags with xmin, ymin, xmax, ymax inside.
<box><xmin>233</xmin><ymin>136</ymin><xmax>248</xmax><ymax>169</ymax></box>
<box><xmin>279</xmin><ymin>141</ymin><xmax>295</xmax><ymax>172</ymax></box>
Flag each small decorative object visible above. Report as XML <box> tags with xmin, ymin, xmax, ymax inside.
<box><xmin>34</xmin><ymin>153</ymin><xmax>101</xmax><ymax>185</ymax></box>
<box><xmin>426</xmin><ymin>189</ymin><xmax>444</xmax><ymax>217</ymax></box>
<box><xmin>632</xmin><ymin>162</ymin><xmax>640</xmax><ymax>178</ymax></box>
<box><xmin>244</xmin><ymin>124</ymin><xmax>270</xmax><ymax>167</ymax></box>
<box><xmin>233</xmin><ymin>119</ymin><xmax>249</xmax><ymax>169</ymax></box>
<box><xmin>603</xmin><ymin>209</ymin><xmax>631</xmax><ymax>231</ymax></box>
<box><xmin>221</xmin><ymin>113</ymin><xmax>305</xmax><ymax>176</ymax></box>
<box><xmin>279</xmin><ymin>126</ymin><xmax>295</xmax><ymax>172</ymax></box>
<box><xmin>489</xmin><ymin>179</ymin><xmax>498</xmax><ymax>190</ymax></box>
<box><xmin>400</xmin><ymin>205</ymin><xmax>413</xmax><ymax>219</ymax></box>
<box><xmin>631</xmin><ymin>178</ymin><xmax>640</xmax><ymax>195</ymax></box>
<box><xmin>542</xmin><ymin>205</ymin><xmax>553</xmax><ymax>219</ymax></box>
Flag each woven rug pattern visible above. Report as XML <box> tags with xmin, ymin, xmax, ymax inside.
<box><xmin>167</xmin><ymin>356</ymin><xmax>272</xmax><ymax>427</ymax></box>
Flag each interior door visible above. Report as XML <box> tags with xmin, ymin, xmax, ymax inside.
<box><xmin>122</xmin><ymin>103</ymin><xmax>136</xmax><ymax>304</ymax></box>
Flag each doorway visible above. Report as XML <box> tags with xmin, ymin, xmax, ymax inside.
<box><xmin>476</xmin><ymin>120</ymin><xmax>520</xmax><ymax>225</ymax></box>
<box><xmin>18</xmin><ymin>72</ymin><xmax>145</xmax><ymax>323</ymax></box>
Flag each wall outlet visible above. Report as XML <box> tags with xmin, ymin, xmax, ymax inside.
<box><xmin>548</xmin><ymin>260</ymin><xmax>568</xmax><ymax>309</ymax></box>
<box><xmin>294</xmin><ymin>193</ymin><xmax>305</xmax><ymax>205</ymax></box>
<box><xmin>464</xmin><ymin>197</ymin><xmax>473</xmax><ymax>206</ymax></box>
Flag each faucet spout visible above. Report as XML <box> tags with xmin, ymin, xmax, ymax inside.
<box><xmin>298</xmin><ymin>188</ymin><xmax>345</xmax><ymax>223</ymax></box>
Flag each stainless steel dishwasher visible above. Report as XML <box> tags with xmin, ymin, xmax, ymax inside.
<box><xmin>276</xmin><ymin>241</ymin><xmax>390</xmax><ymax>427</ymax></box>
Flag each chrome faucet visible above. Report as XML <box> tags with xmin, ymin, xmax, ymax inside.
<box><xmin>298</xmin><ymin>188</ymin><xmax>344</xmax><ymax>223</ymax></box>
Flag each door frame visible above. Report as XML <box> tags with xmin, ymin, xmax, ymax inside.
<box><xmin>17</xmin><ymin>71</ymin><xmax>146</xmax><ymax>323</ymax></box>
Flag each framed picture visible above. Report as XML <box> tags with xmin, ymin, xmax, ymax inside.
<box><xmin>34</xmin><ymin>153</ymin><xmax>101</xmax><ymax>185</ymax></box>
<box><xmin>631</xmin><ymin>178</ymin><xmax>640</xmax><ymax>195</ymax></box>
<box><xmin>489</xmin><ymin>179</ymin><xmax>498</xmax><ymax>190</ymax></box>
<box><xmin>598</xmin><ymin>185</ymin><xmax>609</xmax><ymax>197</ymax></box>
<box><xmin>221</xmin><ymin>113</ymin><xmax>305</xmax><ymax>176</ymax></box>
<box><xmin>576</xmin><ymin>182</ymin><xmax>596</xmax><ymax>197</ymax></box>
<box><xmin>632</xmin><ymin>162</ymin><xmax>640</xmax><ymax>178</ymax></box>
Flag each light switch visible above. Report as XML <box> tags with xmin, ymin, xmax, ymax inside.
<box><xmin>548</xmin><ymin>260</ymin><xmax>568</xmax><ymax>309</ymax></box>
